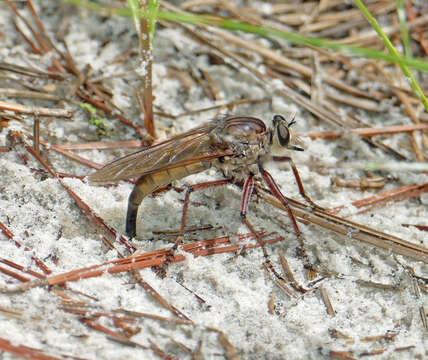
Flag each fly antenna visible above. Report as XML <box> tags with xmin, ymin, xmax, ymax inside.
<box><xmin>288</xmin><ymin>112</ymin><xmax>297</xmax><ymax>127</ymax></box>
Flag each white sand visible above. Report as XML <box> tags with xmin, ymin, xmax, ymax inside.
<box><xmin>0</xmin><ymin>2</ymin><xmax>427</xmax><ymax>359</ymax></box>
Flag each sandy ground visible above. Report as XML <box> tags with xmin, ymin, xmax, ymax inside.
<box><xmin>0</xmin><ymin>2</ymin><xmax>427</xmax><ymax>359</ymax></box>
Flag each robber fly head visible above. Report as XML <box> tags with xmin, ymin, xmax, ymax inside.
<box><xmin>270</xmin><ymin>114</ymin><xmax>304</xmax><ymax>152</ymax></box>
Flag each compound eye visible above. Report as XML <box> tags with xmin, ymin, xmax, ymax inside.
<box><xmin>277</xmin><ymin>123</ymin><xmax>290</xmax><ymax>146</ymax></box>
<box><xmin>273</xmin><ymin>114</ymin><xmax>285</xmax><ymax>125</ymax></box>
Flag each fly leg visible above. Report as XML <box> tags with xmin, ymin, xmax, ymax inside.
<box><xmin>260</xmin><ymin>168</ymin><xmax>315</xmax><ymax>275</ymax></box>
<box><xmin>272</xmin><ymin>156</ymin><xmax>324</xmax><ymax>210</ymax></box>
<box><xmin>157</xmin><ymin>179</ymin><xmax>232</xmax><ymax>277</ymax></box>
<box><xmin>240</xmin><ymin>175</ymin><xmax>285</xmax><ymax>282</ymax></box>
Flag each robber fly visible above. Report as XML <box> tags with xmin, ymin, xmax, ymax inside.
<box><xmin>89</xmin><ymin>115</ymin><xmax>315</xmax><ymax>273</ymax></box>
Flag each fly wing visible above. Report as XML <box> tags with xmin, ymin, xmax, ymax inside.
<box><xmin>89</xmin><ymin>121</ymin><xmax>226</xmax><ymax>184</ymax></box>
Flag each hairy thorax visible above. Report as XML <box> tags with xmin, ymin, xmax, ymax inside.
<box><xmin>209</xmin><ymin>121</ymin><xmax>272</xmax><ymax>181</ymax></box>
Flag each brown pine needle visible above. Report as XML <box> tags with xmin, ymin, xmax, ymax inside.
<box><xmin>360</xmin><ymin>332</ymin><xmax>397</xmax><ymax>342</ymax></box>
<box><xmin>62</xmin><ymin>308</ymin><xmax>136</xmax><ymax>323</ymax></box>
<box><xmin>207</xmin><ymin>327</ymin><xmax>240</xmax><ymax>360</ymax></box>
<box><xmin>278</xmin><ymin>251</ymin><xmax>306</xmax><ymax>293</ymax></box>
<box><xmin>0</xmin><ymin>62</ymin><xmax>62</xmax><ymax>79</ymax></box>
<box><xmin>115</xmin><ymin>308</ymin><xmax>192</xmax><ymax>325</ymax></box>
<box><xmin>0</xmin><ymin>100</ymin><xmax>72</xmax><ymax>117</ymax></box>
<box><xmin>319</xmin><ymin>286</ymin><xmax>335</xmax><ymax>317</ymax></box>
<box><xmin>0</xmin><ymin>266</ymin><xmax>30</xmax><ymax>283</ymax></box>
<box><xmin>355</xmin><ymin>280</ymin><xmax>399</xmax><ymax>290</ymax></box>
<box><xmin>395</xmin><ymin>346</ymin><xmax>416</xmax><ymax>352</ymax></box>
<box><xmin>51</xmin><ymin>145</ymin><xmax>103</xmax><ymax>169</ymax></box>
<box><xmin>360</xmin><ymin>349</ymin><xmax>386</xmax><ymax>356</ymax></box>
<box><xmin>52</xmin><ymin>139</ymin><xmax>145</xmax><ymax>150</ymax></box>
<box><xmin>0</xmin><ymin>221</ymin><xmax>51</xmax><ymax>275</ymax></box>
<box><xmin>332</xmin><ymin>177</ymin><xmax>385</xmax><ymax>189</ymax></box>
<box><xmin>0</xmin><ymin>258</ymin><xmax>46</xmax><ymax>279</ymax></box>
<box><xmin>0</xmin><ymin>336</ymin><xmax>62</xmax><ymax>360</ymax></box>
<box><xmin>80</xmin><ymin>318</ymin><xmax>147</xmax><ymax>349</ymax></box>
<box><xmin>402</xmin><ymin>224</ymin><xmax>428</xmax><ymax>232</ymax></box>
<box><xmin>353</xmin><ymin>184</ymin><xmax>428</xmax><ymax>215</ymax></box>
<box><xmin>257</xmin><ymin>188</ymin><xmax>428</xmax><ymax>263</ymax></box>
<box><xmin>11</xmin><ymin>130</ymin><xmax>103</xmax><ymax>169</ymax></box>
<box><xmin>113</xmin><ymin>319</ymin><xmax>141</xmax><ymax>338</ymax></box>
<box><xmin>149</xmin><ymin>340</ymin><xmax>175</xmax><ymax>359</ymax></box>
<box><xmin>0</xmin><ymin>232</ymin><xmax>282</xmax><ymax>292</ymax></box>
<box><xmin>174</xmin><ymin>97</ymin><xmax>268</xmax><ymax>118</ymax></box>
<box><xmin>0</xmin><ymin>305</ymin><xmax>23</xmax><ymax>319</ymax></box>
<box><xmin>329</xmin><ymin>350</ymin><xmax>355</xmax><ymax>360</ymax></box>
<box><xmin>300</xmin><ymin>123</ymin><xmax>428</xmax><ymax>139</ymax></box>
<box><xmin>0</xmin><ymin>89</ymin><xmax>61</xmax><ymax>101</ymax></box>
<box><xmin>406</xmin><ymin>4</ymin><xmax>428</xmax><ymax>56</ymax></box>
<box><xmin>352</xmin><ymin>183</ymin><xmax>427</xmax><ymax>208</ymax></box>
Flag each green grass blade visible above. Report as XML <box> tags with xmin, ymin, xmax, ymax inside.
<box><xmin>127</xmin><ymin>0</ymin><xmax>141</xmax><ymax>37</ymax></box>
<box><xmin>156</xmin><ymin>10</ymin><xmax>428</xmax><ymax>73</ymax></box>
<box><xmin>396</xmin><ymin>0</ymin><xmax>412</xmax><ymax>57</ymax></box>
<box><xmin>61</xmin><ymin>0</ymin><xmax>428</xmax><ymax>74</ymax></box>
<box><xmin>354</xmin><ymin>0</ymin><xmax>428</xmax><ymax>110</ymax></box>
<box><xmin>147</xmin><ymin>0</ymin><xmax>160</xmax><ymax>37</ymax></box>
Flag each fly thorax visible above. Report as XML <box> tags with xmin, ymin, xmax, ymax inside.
<box><xmin>213</xmin><ymin>141</ymin><xmax>269</xmax><ymax>180</ymax></box>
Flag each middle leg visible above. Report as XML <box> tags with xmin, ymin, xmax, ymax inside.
<box><xmin>272</xmin><ymin>155</ymin><xmax>324</xmax><ymax>210</ymax></box>
<box><xmin>157</xmin><ymin>179</ymin><xmax>232</xmax><ymax>277</ymax></box>
<box><xmin>240</xmin><ymin>175</ymin><xmax>286</xmax><ymax>282</ymax></box>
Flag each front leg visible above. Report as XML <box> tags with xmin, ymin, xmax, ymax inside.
<box><xmin>272</xmin><ymin>156</ymin><xmax>324</xmax><ymax>211</ymax></box>
<box><xmin>260</xmin><ymin>167</ymin><xmax>315</xmax><ymax>275</ymax></box>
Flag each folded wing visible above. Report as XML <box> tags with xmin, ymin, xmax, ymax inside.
<box><xmin>89</xmin><ymin>121</ymin><xmax>227</xmax><ymax>184</ymax></box>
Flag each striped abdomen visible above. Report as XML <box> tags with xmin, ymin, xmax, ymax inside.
<box><xmin>126</xmin><ymin>161</ymin><xmax>210</xmax><ymax>237</ymax></box>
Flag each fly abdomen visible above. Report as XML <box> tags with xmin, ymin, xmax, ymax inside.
<box><xmin>126</xmin><ymin>161</ymin><xmax>209</xmax><ymax>237</ymax></box>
